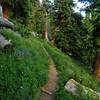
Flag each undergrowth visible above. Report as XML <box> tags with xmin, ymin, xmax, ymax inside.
<box><xmin>0</xmin><ymin>28</ymin><xmax>49</xmax><ymax>100</ymax></box>
<box><xmin>44</xmin><ymin>42</ymin><xmax>100</xmax><ymax>100</ymax></box>
<box><xmin>0</xmin><ymin>28</ymin><xmax>100</xmax><ymax>100</ymax></box>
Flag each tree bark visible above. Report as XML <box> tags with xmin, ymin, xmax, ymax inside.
<box><xmin>0</xmin><ymin>5</ymin><xmax>14</xmax><ymax>29</ymax></box>
<box><xmin>0</xmin><ymin>5</ymin><xmax>3</xmax><ymax>18</ymax></box>
<box><xmin>94</xmin><ymin>55</ymin><xmax>100</xmax><ymax>78</ymax></box>
<box><xmin>3</xmin><ymin>6</ymin><xmax>10</xmax><ymax>19</ymax></box>
<box><xmin>44</xmin><ymin>11</ymin><xmax>49</xmax><ymax>41</ymax></box>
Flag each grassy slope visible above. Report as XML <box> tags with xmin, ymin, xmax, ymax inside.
<box><xmin>44</xmin><ymin>42</ymin><xmax>100</xmax><ymax>100</ymax></box>
<box><xmin>0</xmin><ymin>28</ymin><xmax>100</xmax><ymax>100</ymax></box>
<box><xmin>0</xmin><ymin>28</ymin><xmax>49</xmax><ymax>100</ymax></box>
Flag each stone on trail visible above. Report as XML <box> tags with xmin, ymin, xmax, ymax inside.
<box><xmin>64</xmin><ymin>79</ymin><xmax>100</xmax><ymax>99</ymax></box>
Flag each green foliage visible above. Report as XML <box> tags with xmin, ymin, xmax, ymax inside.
<box><xmin>50</xmin><ymin>0</ymin><xmax>100</xmax><ymax>70</ymax></box>
<box><xmin>13</xmin><ymin>20</ymin><xmax>31</xmax><ymax>37</ymax></box>
<box><xmin>54</xmin><ymin>0</ymin><xmax>75</xmax><ymax>52</ymax></box>
<box><xmin>2</xmin><ymin>0</ymin><xmax>43</xmax><ymax>33</ymax></box>
<box><xmin>29</xmin><ymin>6</ymin><xmax>45</xmax><ymax>34</ymax></box>
<box><xmin>53</xmin><ymin>0</ymin><xmax>92</xmax><ymax>67</ymax></box>
<box><xmin>75</xmin><ymin>0</ymin><xmax>100</xmax><ymax>68</ymax></box>
<box><xmin>1</xmin><ymin>0</ymin><xmax>100</xmax><ymax>100</ymax></box>
<box><xmin>0</xmin><ymin>0</ymin><xmax>14</xmax><ymax>6</ymax></box>
<box><xmin>81</xmin><ymin>8</ymin><xmax>100</xmax><ymax>66</ymax></box>
<box><xmin>13</xmin><ymin>0</ymin><xmax>34</xmax><ymax>20</ymax></box>
<box><xmin>44</xmin><ymin>42</ymin><xmax>100</xmax><ymax>100</ymax></box>
<box><xmin>2</xmin><ymin>0</ymin><xmax>99</xmax><ymax>70</ymax></box>
<box><xmin>0</xmin><ymin>28</ymin><xmax>49</xmax><ymax>100</ymax></box>
<box><xmin>0</xmin><ymin>28</ymin><xmax>99</xmax><ymax>99</ymax></box>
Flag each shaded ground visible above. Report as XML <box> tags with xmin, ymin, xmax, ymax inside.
<box><xmin>37</xmin><ymin>58</ymin><xmax>58</xmax><ymax>100</ymax></box>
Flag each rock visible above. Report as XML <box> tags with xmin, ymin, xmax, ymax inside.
<box><xmin>64</xmin><ymin>79</ymin><xmax>80</xmax><ymax>96</ymax></box>
<box><xmin>31</xmin><ymin>32</ymin><xmax>39</xmax><ymax>37</ymax></box>
<box><xmin>0</xmin><ymin>34</ymin><xmax>12</xmax><ymax>49</ymax></box>
<box><xmin>64</xmin><ymin>79</ymin><xmax>100</xmax><ymax>99</ymax></box>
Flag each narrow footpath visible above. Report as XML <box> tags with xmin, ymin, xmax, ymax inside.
<box><xmin>37</xmin><ymin>48</ymin><xmax>58</xmax><ymax>100</ymax></box>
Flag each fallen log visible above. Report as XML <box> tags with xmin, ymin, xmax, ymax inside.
<box><xmin>64</xmin><ymin>79</ymin><xmax>100</xmax><ymax>99</ymax></box>
<box><xmin>0</xmin><ymin>5</ymin><xmax>3</xmax><ymax>18</ymax></box>
<box><xmin>0</xmin><ymin>5</ymin><xmax>14</xmax><ymax>29</ymax></box>
<box><xmin>0</xmin><ymin>5</ymin><xmax>13</xmax><ymax>49</ymax></box>
<box><xmin>0</xmin><ymin>18</ymin><xmax>14</xmax><ymax>29</ymax></box>
<box><xmin>0</xmin><ymin>34</ymin><xmax>12</xmax><ymax>49</ymax></box>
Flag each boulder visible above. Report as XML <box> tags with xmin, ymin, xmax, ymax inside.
<box><xmin>64</xmin><ymin>79</ymin><xmax>100</xmax><ymax>99</ymax></box>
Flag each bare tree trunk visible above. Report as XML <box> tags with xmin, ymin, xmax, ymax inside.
<box><xmin>3</xmin><ymin>6</ymin><xmax>10</xmax><ymax>19</ymax></box>
<box><xmin>0</xmin><ymin>5</ymin><xmax>3</xmax><ymax>18</ymax></box>
<box><xmin>94</xmin><ymin>55</ymin><xmax>100</xmax><ymax>78</ymax></box>
<box><xmin>0</xmin><ymin>6</ymin><xmax>14</xmax><ymax>29</ymax></box>
<box><xmin>44</xmin><ymin>11</ymin><xmax>49</xmax><ymax>41</ymax></box>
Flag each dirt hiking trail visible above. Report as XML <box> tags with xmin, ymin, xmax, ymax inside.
<box><xmin>37</xmin><ymin>58</ymin><xmax>58</xmax><ymax>100</ymax></box>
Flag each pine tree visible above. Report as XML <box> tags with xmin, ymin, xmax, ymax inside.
<box><xmin>54</xmin><ymin>0</ymin><xmax>78</xmax><ymax>53</ymax></box>
<box><xmin>80</xmin><ymin>0</ymin><xmax>100</xmax><ymax>77</ymax></box>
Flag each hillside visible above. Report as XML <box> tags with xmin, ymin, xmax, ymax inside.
<box><xmin>0</xmin><ymin>28</ymin><xmax>49</xmax><ymax>100</ymax></box>
<box><xmin>0</xmin><ymin>28</ymin><xmax>100</xmax><ymax>100</ymax></box>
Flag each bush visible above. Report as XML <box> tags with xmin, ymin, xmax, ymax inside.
<box><xmin>12</xmin><ymin>20</ymin><xmax>31</xmax><ymax>37</ymax></box>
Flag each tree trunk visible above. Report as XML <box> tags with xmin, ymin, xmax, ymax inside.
<box><xmin>3</xmin><ymin>6</ymin><xmax>10</xmax><ymax>19</ymax></box>
<box><xmin>44</xmin><ymin>11</ymin><xmax>49</xmax><ymax>41</ymax></box>
<box><xmin>94</xmin><ymin>55</ymin><xmax>100</xmax><ymax>78</ymax></box>
<box><xmin>0</xmin><ymin>6</ymin><xmax>14</xmax><ymax>29</ymax></box>
<box><xmin>45</xmin><ymin>28</ymin><xmax>49</xmax><ymax>41</ymax></box>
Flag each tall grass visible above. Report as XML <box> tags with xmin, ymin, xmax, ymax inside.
<box><xmin>0</xmin><ymin>28</ymin><xmax>100</xmax><ymax>100</ymax></box>
<box><xmin>0</xmin><ymin>28</ymin><xmax>49</xmax><ymax>100</ymax></box>
<box><xmin>44</xmin><ymin>42</ymin><xmax>100</xmax><ymax>100</ymax></box>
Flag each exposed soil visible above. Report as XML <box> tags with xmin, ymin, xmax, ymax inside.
<box><xmin>37</xmin><ymin>59</ymin><xmax>58</xmax><ymax>100</ymax></box>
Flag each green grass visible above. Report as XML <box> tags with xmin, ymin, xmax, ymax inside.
<box><xmin>44</xmin><ymin>42</ymin><xmax>100</xmax><ymax>100</ymax></box>
<box><xmin>0</xmin><ymin>28</ymin><xmax>49</xmax><ymax>100</ymax></box>
<box><xmin>0</xmin><ymin>28</ymin><xmax>100</xmax><ymax>100</ymax></box>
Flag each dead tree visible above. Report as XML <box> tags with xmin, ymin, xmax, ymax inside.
<box><xmin>0</xmin><ymin>5</ymin><xmax>14</xmax><ymax>49</ymax></box>
<box><xmin>0</xmin><ymin>6</ymin><xmax>14</xmax><ymax>29</ymax></box>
